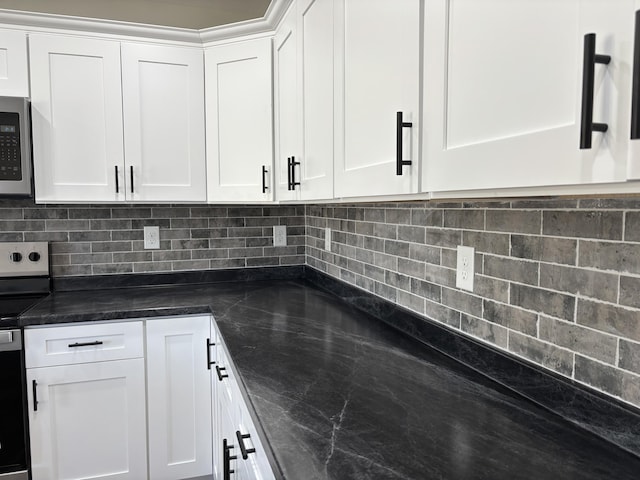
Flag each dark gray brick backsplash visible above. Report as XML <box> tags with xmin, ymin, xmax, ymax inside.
<box><xmin>539</xmin><ymin>316</ymin><xmax>617</xmax><ymax>364</ymax></box>
<box><xmin>508</xmin><ymin>332</ymin><xmax>574</xmax><ymax>377</ymax></box>
<box><xmin>543</xmin><ymin>210</ymin><xmax>623</xmax><ymax>240</ymax></box>
<box><xmin>539</xmin><ymin>264</ymin><xmax>618</xmax><ymax>303</ymax></box>
<box><xmin>619</xmin><ymin>340</ymin><xmax>640</xmax><ymax>375</ymax></box>
<box><xmin>579</xmin><ymin>241</ymin><xmax>640</xmax><ymax>275</ymax></box>
<box><xmin>577</xmin><ymin>299</ymin><xmax>640</xmax><ymax>342</ymax></box>
<box><xmin>483</xmin><ymin>301</ymin><xmax>537</xmax><ymax>336</ymax></box>
<box><xmin>461</xmin><ymin>314</ymin><xmax>508</xmax><ymax>348</ymax></box>
<box><xmin>510</xmin><ymin>235</ymin><xmax>576</xmax><ymax>265</ymax></box>
<box><xmin>510</xmin><ymin>284</ymin><xmax>575</xmax><ymax>321</ymax></box>
<box><xmin>484</xmin><ymin>256</ymin><xmax>539</xmax><ymax>285</ymax></box>
<box><xmin>486</xmin><ymin>210</ymin><xmax>541</xmax><ymax>234</ymax></box>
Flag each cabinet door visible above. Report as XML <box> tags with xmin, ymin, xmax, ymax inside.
<box><xmin>122</xmin><ymin>43</ymin><xmax>206</xmax><ymax>202</ymax></box>
<box><xmin>334</xmin><ymin>0</ymin><xmax>420</xmax><ymax>198</ymax></box>
<box><xmin>206</xmin><ymin>38</ymin><xmax>274</xmax><ymax>202</ymax></box>
<box><xmin>274</xmin><ymin>2</ymin><xmax>300</xmax><ymax>202</ymax></box>
<box><xmin>0</xmin><ymin>29</ymin><xmax>28</xmax><ymax>97</ymax></box>
<box><xmin>146</xmin><ymin>315</ymin><xmax>212</xmax><ymax>480</ymax></box>
<box><xmin>423</xmin><ymin>0</ymin><xmax>633</xmax><ymax>193</ymax></box>
<box><xmin>29</xmin><ymin>34</ymin><xmax>124</xmax><ymax>202</ymax></box>
<box><xmin>297</xmin><ymin>0</ymin><xmax>335</xmax><ymax>200</ymax></box>
<box><xmin>27</xmin><ymin>359</ymin><xmax>147</xmax><ymax>480</ymax></box>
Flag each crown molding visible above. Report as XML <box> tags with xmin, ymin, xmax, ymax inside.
<box><xmin>0</xmin><ymin>0</ymin><xmax>293</xmax><ymax>45</ymax></box>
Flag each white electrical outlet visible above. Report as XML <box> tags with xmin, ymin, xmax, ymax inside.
<box><xmin>143</xmin><ymin>226</ymin><xmax>160</xmax><ymax>249</ymax></box>
<box><xmin>456</xmin><ymin>245</ymin><xmax>475</xmax><ymax>291</ymax></box>
<box><xmin>273</xmin><ymin>225</ymin><xmax>287</xmax><ymax>247</ymax></box>
<box><xmin>325</xmin><ymin>227</ymin><xmax>331</xmax><ymax>251</ymax></box>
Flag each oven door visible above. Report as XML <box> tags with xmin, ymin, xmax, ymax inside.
<box><xmin>0</xmin><ymin>329</ymin><xmax>28</xmax><ymax>479</ymax></box>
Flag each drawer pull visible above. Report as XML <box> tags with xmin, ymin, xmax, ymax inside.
<box><xmin>32</xmin><ymin>379</ymin><xmax>38</xmax><ymax>412</ymax></box>
<box><xmin>396</xmin><ymin>111</ymin><xmax>413</xmax><ymax>175</ymax></box>
<box><xmin>68</xmin><ymin>341</ymin><xmax>104</xmax><ymax>348</ymax></box>
<box><xmin>235</xmin><ymin>430</ymin><xmax>256</xmax><ymax>460</ymax></box>
<box><xmin>216</xmin><ymin>365</ymin><xmax>229</xmax><ymax>381</ymax></box>
<box><xmin>223</xmin><ymin>438</ymin><xmax>237</xmax><ymax>480</ymax></box>
<box><xmin>207</xmin><ymin>338</ymin><xmax>215</xmax><ymax>370</ymax></box>
<box><xmin>579</xmin><ymin>33</ymin><xmax>611</xmax><ymax>149</ymax></box>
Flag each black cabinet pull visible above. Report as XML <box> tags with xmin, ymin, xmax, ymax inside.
<box><xmin>216</xmin><ymin>365</ymin><xmax>229</xmax><ymax>381</ymax></box>
<box><xmin>115</xmin><ymin>166</ymin><xmax>119</xmax><ymax>193</ymax></box>
<box><xmin>396</xmin><ymin>111</ymin><xmax>413</xmax><ymax>175</ymax></box>
<box><xmin>262</xmin><ymin>165</ymin><xmax>268</xmax><ymax>193</ymax></box>
<box><xmin>223</xmin><ymin>438</ymin><xmax>236</xmax><ymax>480</ymax></box>
<box><xmin>288</xmin><ymin>156</ymin><xmax>300</xmax><ymax>190</ymax></box>
<box><xmin>206</xmin><ymin>338</ymin><xmax>215</xmax><ymax>370</ymax></box>
<box><xmin>130</xmin><ymin>166</ymin><xmax>134</xmax><ymax>193</ymax></box>
<box><xmin>68</xmin><ymin>341</ymin><xmax>104</xmax><ymax>348</ymax></box>
<box><xmin>286</xmin><ymin>157</ymin><xmax>292</xmax><ymax>191</ymax></box>
<box><xmin>580</xmin><ymin>33</ymin><xmax>611</xmax><ymax>149</ymax></box>
<box><xmin>235</xmin><ymin>430</ymin><xmax>256</xmax><ymax>460</ymax></box>
<box><xmin>32</xmin><ymin>379</ymin><xmax>38</xmax><ymax>412</ymax></box>
<box><xmin>632</xmin><ymin>11</ymin><xmax>640</xmax><ymax>139</ymax></box>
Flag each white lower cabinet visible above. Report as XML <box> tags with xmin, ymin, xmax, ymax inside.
<box><xmin>25</xmin><ymin>315</ymin><xmax>274</xmax><ymax>480</ymax></box>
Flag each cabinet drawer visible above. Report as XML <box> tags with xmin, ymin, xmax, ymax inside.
<box><xmin>25</xmin><ymin>321</ymin><xmax>144</xmax><ymax>368</ymax></box>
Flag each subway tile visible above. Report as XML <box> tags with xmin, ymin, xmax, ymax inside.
<box><xmin>409</xmin><ymin>243</ymin><xmax>440</xmax><ymax>264</ymax></box>
<box><xmin>0</xmin><ymin>208</ymin><xmax>23</xmax><ymax>219</ymax></box>
<box><xmin>131</xmin><ymin>219</ymin><xmax>171</xmax><ymax>229</ymax></box>
<box><xmin>539</xmin><ymin>316</ymin><xmax>617</xmax><ymax>364</ymax></box>
<box><xmin>133</xmin><ymin>261</ymin><xmax>172</xmax><ymax>273</ymax></box>
<box><xmin>473</xmin><ymin>276</ymin><xmax>509</xmax><ymax>303</ymax></box>
<box><xmin>0</xmin><ymin>220</ymin><xmax>44</xmax><ymax>231</ymax></box>
<box><xmin>364</xmin><ymin>208</ymin><xmax>385</xmax><ymax>223</ymax></box>
<box><xmin>410</xmin><ymin>278</ymin><xmax>442</xmax><ymax>302</ymax></box>
<box><xmin>424</xmin><ymin>228</ymin><xmax>462</xmax><ymax>248</ymax></box>
<box><xmin>385</xmin><ymin>208</ymin><xmax>411</xmax><ymax>225</ymax></box>
<box><xmin>25</xmin><ymin>208</ymin><xmax>69</xmax><ymax>219</ymax></box>
<box><xmin>543</xmin><ymin>211</ymin><xmax>623</xmax><ymax>240</ymax></box>
<box><xmin>152</xmin><ymin>207</ymin><xmax>190</xmax><ymax>218</ymax></box>
<box><xmin>210</xmin><ymin>258</ymin><xmax>246</xmax><ymax>269</ymax></box>
<box><xmin>580</xmin><ymin>198</ymin><xmax>640</xmax><ymax>209</ymax></box>
<box><xmin>385</xmin><ymin>271</ymin><xmax>411</xmax><ymax>291</ymax></box>
<box><xmin>511</xmin><ymin>235</ymin><xmax>576</xmax><ymax>265</ymax></box>
<box><xmin>483</xmin><ymin>300</ymin><xmax>537</xmax><ymax>336</ymax></box>
<box><xmin>69</xmin><ymin>253</ymin><xmax>112</xmax><ymax>265</ymax></box>
<box><xmin>111</xmin><ymin>207</ymin><xmax>152</xmax><ymax>219</ymax></box>
<box><xmin>619</xmin><ymin>340</ymin><xmax>640</xmax><ymax>375</ymax></box>
<box><xmin>51</xmin><ymin>264</ymin><xmax>92</xmax><ymax>276</ymax></box>
<box><xmin>397</xmin><ymin>258</ymin><xmax>424</xmax><ymax>278</ymax></box>
<box><xmin>398</xmin><ymin>225</ymin><xmax>425</xmax><ymax>243</ymax></box>
<box><xmin>153</xmin><ymin>250</ymin><xmax>191</xmax><ymax>262</ymax></box>
<box><xmin>91</xmin><ymin>241</ymin><xmax>132</xmax><ymax>253</ymax></box>
<box><xmin>113</xmin><ymin>251</ymin><xmax>153</xmax><ymax>263</ymax></box>
<box><xmin>508</xmin><ymin>331</ymin><xmax>574</xmax><ymax>377</ymax></box>
<box><xmin>511</xmin><ymin>198</ymin><xmax>578</xmax><ymax>209</ymax></box>
<box><xmin>579</xmin><ymin>240</ymin><xmax>640</xmax><ymax>275</ymax></box>
<box><xmin>462</xmin><ymin>231</ymin><xmax>510</xmax><ymax>256</ymax></box>
<box><xmin>397</xmin><ymin>290</ymin><xmax>425</xmax><ymax>314</ymax></box>
<box><xmin>411</xmin><ymin>208</ymin><xmax>443</xmax><ymax>227</ymax></box>
<box><xmin>47</xmin><ymin>219</ymin><xmax>90</xmax><ymax>231</ymax></box>
<box><xmin>461</xmin><ymin>314</ymin><xmax>508</xmax><ymax>348</ymax></box>
<box><xmin>424</xmin><ymin>264</ymin><xmax>457</xmax><ymax>288</ymax></box>
<box><xmin>425</xmin><ymin>300</ymin><xmax>461</xmax><ymax>328</ymax></box>
<box><xmin>0</xmin><ymin>232</ymin><xmax>23</xmax><ymax>241</ymax></box>
<box><xmin>539</xmin><ymin>263</ymin><xmax>618</xmax><ymax>303</ymax></box>
<box><xmin>92</xmin><ymin>263</ymin><xmax>133</xmax><ymax>275</ymax></box>
<box><xmin>573</xmin><ymin>355</ymin><xmax>640</xmax><ymax>405</ymax></box>
<box><xmin>624</xmin><ymin>211</ymin><xmax>640</xmax><ymax>242</ymax></box>
<box><xmin>229</xmin><ymin>247</ymin><xmax>264</xmax><ymax>258</ymax></box>
<box><xmin>374</xmin><ymin>223</ymin><xmax>397</xmax><ymax>240</ymax></box>
<box><xmin>25</xmin><ymin>231</ymin><xmax>69</xmax><ymax>242</ymax></box>
<box><xmin>620</xmin><ymin>276</ymin><xmax>640</xmax><ymax>309</ymax></box>
<box><xmin>171</xmin><ymin>259</ymin><xmax>212</xmax><ymax>271</ymax></box>
<box><xmin>441</xmin><ymin>288</ymin><xmax>482</xmax><ymax>316</ymax></box>
<box><xmin>280</xmin><ymin>255</ymin><xmax>305</xmax><ymax>265</ymax></box>
<box><xmin>192</xmin><ymin>249</ymin><xmax>229</xmax><ymax>260</ymax></box>
<box><xmin>375</xmin><ymin>281</ymin><xmax>397</xmax><ymax>302</ymax></box>
<box><xmin>486</xmin><ymin>210</ymin><xmax>541</xmax><ymax>234</ymax></box>
<box><xmin>69</xmin><ymin>230</ymin><xmax>111</xmax><ymax>242</ymax></box>
<box><xmin>171</xmin><ymin>239</ymin><xmax>209</xmax><ymax>250</ymax></box>
<box><xmin>510</xmin><ymin>284</ymin><xmax>575</xmax><ymax>321</ymax></box>
<box><xmin>170</xmin><ymin>218</ymin><xmax>209</xmax><ymax>229</ymax></box>
<box><xmin>577</xmin><ymin>299</ymin><xmax>640</xmax><ymax>342</ymax></box>
<box><xmin>68</xmin><ymin>208</ymin><xmax>111</xmax><ymax>219</ymax></box>
<box><xmin>443</xmin><ymin>210</ymin><xmax>484</xmax><ymax>230</ymax></box>
<box><xmin>484</xmin><ymin>256</ymin><xmax>538</xmax><ymax>285</ymax></box>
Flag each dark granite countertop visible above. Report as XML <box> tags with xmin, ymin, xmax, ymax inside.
<box><xmin>20</xmin><ymin>277</ymin><xmax>640</xmax><ymax>480</ymax></box>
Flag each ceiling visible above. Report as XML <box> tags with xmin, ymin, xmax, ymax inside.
<box><xmin>0</xmin><ymin>0</ymin><xmax>273</xmax><ymax>29</ymax></box>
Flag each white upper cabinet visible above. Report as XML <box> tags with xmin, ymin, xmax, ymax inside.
<box><xmin>205</xmin><ymin>38</ymin><xmax>274</xmax><ymax>203</ymax></box>
<box><xmin>296</xmin><ymin>0</ymin><xmax>335</xmax><ymax>201</ymax></box>
<box><xmin>122</xmin><ymin>43</ymin><xmax>206</xmax><ymax>202</ymax></box>
<box><xmin>274</xmin><ymin>1</ymin><xmax>300</xmax><ymax>202</ymax></box>
<box><xmin>29</xmin><ymin>34</ymin><xmax>124</xmax><ymax>203</ymax></box>
<box><xmin>334</xmin><ymin>0</ymin><xmax>421</xmax><ymax>198</ymax></box>
<box><xmin>0</xmin><ymin>29</ymin><xmax>28</xmax><ymax>97</ymax></box>
<box><xmin>423</xmin><ymin>0</ymin><xmax>636</xmax><ymax>194</ymax></box>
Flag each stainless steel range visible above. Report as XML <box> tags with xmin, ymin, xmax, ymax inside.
<box><xmin>0</xmin><ymin>242</ymin><xmax>50</xmax><ymax>480</ymax></box>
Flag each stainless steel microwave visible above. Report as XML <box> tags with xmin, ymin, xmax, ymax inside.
<box><xmin>0</xmin><ymin>97</ymin><xmax>32</xmax><ymax>197</ymax></box>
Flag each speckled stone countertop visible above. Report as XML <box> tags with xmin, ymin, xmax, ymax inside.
<box><xmin>20</xmin><ymin>277</ymin><xmax>640</xmax><ymax>480</ymax></box>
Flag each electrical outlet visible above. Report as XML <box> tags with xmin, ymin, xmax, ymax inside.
<box><xmin>273</xmin><ymin>225</ymin><xmax>287</xmax><ymax>247</ymax></box>
<box><xmin>456</xmin><ymin>245</ymin><xmax>475</xmax><ymax>291</ymax></box>
<box><xmin>325</xmin><ymin>227</ymin><xmax>331</xmax><ymax>251</ymax></box>
<box><xmin>143</xmin><ymin>226</ymin><xmax>160</xmax><ymax>249</ymax></box>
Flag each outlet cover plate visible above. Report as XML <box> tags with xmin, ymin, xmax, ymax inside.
<box><xmin>273</xmin><ymin>225</ymin><xmax>287</xmax><ymax>247</ymax></box>
<box><xmin>456</xmin><ymin>245</ymin><xmax>474</xmax><ymax>291</ymax></box>
<box><xmin>143</xmin><ymin>226</ymin><xmax>160</xmax><ymax>249</ymax></box>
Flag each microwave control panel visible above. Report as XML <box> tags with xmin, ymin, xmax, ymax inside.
<box><xmin>0</xmin><ymin>112</ymin><xmax>21</xmax><ymax>181</ymax></box>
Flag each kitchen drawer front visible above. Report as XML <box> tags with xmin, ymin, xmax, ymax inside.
<box><xmin>25</xmin><ymin>321</ymin><xmax>144</xmax><ymax>368</ymax></box>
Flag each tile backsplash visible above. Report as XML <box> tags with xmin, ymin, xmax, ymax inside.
<box><xmin>306</xmin><ymin>198</ymin><xmax>640</xmax><ymax>409</ymax></box>
<box><xmin>0</xmin><ymin>199</ymin><xmax>305</xmax><ymax>276</ymax></box>
<box><xmin>2</xmin><ymin>196</ymin><xmax>640</xmax><ymax>410</ymax></box>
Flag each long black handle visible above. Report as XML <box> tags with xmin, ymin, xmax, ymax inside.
<box><xmin>632</xmin><ymin>11</ymin><xmax>640</xmax><ymax>139</ymax></box>
<box><xmin>286</xmin><ymin>157</ymin><xmax>292</xmax><ymax>191</ymax></box>
<box><xmin>396</xmin><ymin>112</ymin><xmax>413</xmax><ymax>175</ymax></box>
<box><xmin>32</xmin><ymin>379</ymin><xmax>38</xmax><ymax>412</ymax></box>
<box><xmin>216</xmin><ymin>365</ymin><xmax>229</xmax><ymax>381</ymax></box>
<box><xmin>235</xmin><ymin>430</ymin><xmax>256</xmax><ymax>460</ymax></box>
<box><xmin>290</xmin><ymin>156</ymin><xmax>300</xmax><ymax>190</ymax></box>
<box><xmin>206</xmin><ymin>338</ymin><xmax>215</xmax><ymax>370</ymax></box>
<box><xmin>130</xmin><ymin>166</ymin><xmax>134</xmax><ymax>193</ymax></box>
<box><xmin>580</xmin><ymin>33</ymin><xmax>611</xmax><ymax>149</ymax></box>
<box><xmin>223</xmin><ymin>439</ymin><xmax>236</xmax><ymax>480</ymax></box>
<box><xmin>262</xmin><ymin>165</ymin><xmax>268</xmax><ymax>193</ymax></box>
<box><xmin>115</xmin><ymin>166</ymin><xmax>119</xmax><ymax>193</ymax></box>
<box><xmin>68</xmin><ymin>341</ymin><xmax>104</xmax><ymax>348</ymax></box>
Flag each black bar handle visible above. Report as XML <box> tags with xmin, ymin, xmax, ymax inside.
<box><xmin>632</xmin><ymin>11</ymin><xmax>640</xmax><ymax>139</ymax></box>
<box><xmin>216</xmin><ymin>365</ymin><xmax>229</xmax><ymax>381</ymax></box>
<box><xmin>206</xmin><ymin>338</ymin><xmax>215</xmax><ymax>370</ymax></box>
<box><xmin>223</xmin><ymin>439</ymin><xmax>236</xmax><ymax>480</ymax></box>
<box><xmin>262</xmin><ymin>165</ymin><xmax>268</xmax><ymax>193</ymax></box>
<box><xmin>396</xmin><ymin>111</ymin><xmax>413</xmax><ymax>175</ymax></box>
<box><xmin>287</xmin><ymin>157</ymin><xmax>292</xmax><ymax>191</ymax></box>
<box><xmin>290</xmin><ymin>156</ymin><xmax>300</xmax><ymax>190</ymax></box>
<box><xmin>580</xmin><ymin>33</ymin><xmax>611</xmax><ymax>149</ymax></box>
<box><xmin>115</xmin><ymin>166</ymin><xmax>119</xmax><ymax>193</ymax></box>
<box><xmin>32</xmin><ymin>379</ymin><xmax>38</xmax><ymax>412</ymax></box>
<box><xmin>235</xmin><ymin>430</ymin><xmax>256</xmax><ymax>460</ymax></box>
<box><xmin>68</xmin><ymin>341</ymin><xmax>104</xmax><ymax>348</ymax></box>
<box><xmin>130</xmin><ymin>166</ymin><xmax>134</xmax><ymax>193</ymax></box>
